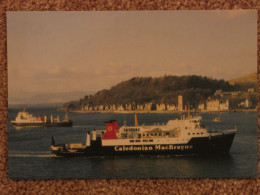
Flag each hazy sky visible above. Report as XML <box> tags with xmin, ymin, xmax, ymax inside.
<box><xmin>7</xmin><ymin>11</ymin><xmax>257</xmax><ymax>103</ymax></box>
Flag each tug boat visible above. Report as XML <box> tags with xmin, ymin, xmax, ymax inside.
<box><xmin>11</xmin><ymin>109</ymin><xmax>73</xmax><ymax>128</ymax></box>
<box><xmin>50</xmin><ymin>113</ymin><xmax>236</xmax><ymax>157</ymax></box>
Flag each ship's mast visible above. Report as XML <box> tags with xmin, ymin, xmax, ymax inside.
<box><xmin>64</xmin><ymin>108</ymin><xmax>70</xmax><ymax>121</ymax></box>
<box><xmin>188</xmin><ymin>104</ymin><xmax>192</xmax><ymax>119</ymax></box>
<box><xmin>134</xmin><ymin>111</ymin><xmax>139</xmax><ymax>127</ymax></box>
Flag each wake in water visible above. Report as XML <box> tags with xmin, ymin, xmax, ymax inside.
<box><xmin>9</xmin><ymin>154</ymin><xmax>58</xmax><ymax>158</ymax></box>
<box><xmin>9</xmin><ymin>151</ymin><xmax>58</xmax><ymax>158</ymax></box>
<box><xmin>72</xmin><ymin>125</ymin><xmax>104</xmax><ymax>128</ymax></box>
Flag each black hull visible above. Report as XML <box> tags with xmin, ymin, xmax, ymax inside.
<box><xmin>12</xmin><ymin>121</ymin><xmax>73</xmax><ymax>128</ymax></box>
<box><xmin>46</xmin><ymin>121</ymin><xmax>73</xmax><ymax>127</ymax></box>
<box><xmin>51</xmin><ymin>133</ymin><xmax>236</xmax><ymax>157</ymax></box>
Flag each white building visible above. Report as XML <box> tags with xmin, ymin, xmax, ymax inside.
<box><xmin>178</xmin><ymin>95</ymin><xmax>183</xmax><ymax>111</ymax></box>
<box><xmin>239</xmin><ymin>99</ymin><xmax>252</xmax><ymax>108</ymax></box>
<box><xmin>198</xmin><ymin>103</ymin><xmax>205</xmax><ymax>110</ymax></box>
<box><xmin>136</xmin><ymin>104</ymin><xmax>144</xmax><ymax>111</ymax></box>
<box><xmin>110</xmin><ymin>104</ymin><xmax>117</xmax><ymax>111</ymax></box>
<box><xmin>104</xmin><ymin>105</ymin><xmax>110</xmax><ymax>111</ymax></box>
<box><xmin>98</xmin><ymin>105</ymin><xmax>104</xmax><ymax>111</ymax></box>
<box><xmin>248</xmin><ymin>88</ymin><xmax>255</xmax><ymax>93</ymax></box>
<box><xmin>117</xmin><ymin>104</ymin><xmax>125</xmax><ymax>111</ymax></box>
<box><xmin>156</xmin><ymin>103</ymin><xmax>166</xmax><ymax>111</ymax></box>
<box><xmin>206</xmin><ymin>99</ymin><xmax>229</xmax><ymax>111</ymax></box>
<box><xmin>144</xmin><ymin>103</ymin><xmax>152</xmax><ymax>111</ymax></box>
<box><xmin>219</xmin><ymin>100</ymin><xmax>229</xmax><ymax>110</ymax></box>
<box><xmin>167</xmin><ymin>104</ymin><xmax>176</xmax><ymax>111</ymax></box>
<box><xmin>125</xmin><ymin>104</ymin><xmax>133</xmax><ymax>111</ymax></box>
<box><xmin>206</xmin><ymin>99</ymin><xmax>220</xmax><ymax>111</ymax></box>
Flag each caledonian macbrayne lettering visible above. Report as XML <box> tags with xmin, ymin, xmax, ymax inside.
<box><xmin>114</xmin><ymin>145</ymin><xmax>193</xmax><ymax>151</ymax></box>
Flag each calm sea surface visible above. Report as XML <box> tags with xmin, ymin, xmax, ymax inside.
<box><xmin>8</xmin><ymin>108</ymin><xmax>258</xmax><ymax>179</ymax></box>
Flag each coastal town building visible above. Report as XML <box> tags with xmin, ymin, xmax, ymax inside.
<box><xmin>219</xmin><ymin>100</ymin><xmax>229</xmax><ymax>110</ymax></box>
<box><xmin>144</xmin><ymin>103</ymin><xmax>152</xmax><ymax>111</ymax></box>
<box><xmin>206</xmin><ymin>99</ymin><xmax>229</xmax><ymax>111</ymax></box>
<box><xmin>248</xmin><ymin>88</ymin><xmax>255</xmax><ymax>93</ymax></box>
<box><xmin>104</xmin><ymin>105</ymin><xmax>110</xmax><ymax>111</ymax></box>
<box><xmin>110</xmin><ymin>104</ymin><xmax>117</xmax><ymax>111</ymax></box>
<box><xmin>156</xmin><ymin>103</ymin><xmax>166</xmax><ymax>111</ymax></box>
<box><xmin>136</xmin><ymin>104</ymin><xmax>144</xmax><ymax>111</ymax></box>
<box><xmin>98</xmin><ymin>105</ymin><xmax>104</xmax><ymax>111</ymax></box>
<box><xmin>117</xmin><ymin>104</ymin><xmax>125</xmax><ymax>111</ymax></box>
<box><xmin>76</xmin><ymin>92</ymin><xmax>247</xmax><ymax>113</ymax></box>
<box><xmin>126</xmin><ymin>103</ymin><xmax>133</xmax><ymax>111</ymax></box>
<box><xmin>167</xmin><ymin>104</ymin><xmax>176</xmax><ymax>111</ymax></box>
<box><xmin>198</xmin><ymin>103</ymin><xmax>205</xmax><ymax>110</ymax></box>
<box><xmin>178</xmin><ymin>95</ymin><xmax>183</xmax><ymax>111</ymax></box>
<box><xmin>239</xmin><ymin>99</ymin><xmax>252</xmax><ymax>108</ymax></box>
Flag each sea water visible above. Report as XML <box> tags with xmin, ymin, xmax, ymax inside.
<box><xmin>8</xmin><ymin>108</ymin><xmax>258</xmax><ymax>179</ymax></box>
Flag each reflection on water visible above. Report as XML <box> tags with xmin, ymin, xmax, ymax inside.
<box><xmin>9</xmin><ymin>154</ymin><xmax>238</xmax><ymax>179</ymax></box>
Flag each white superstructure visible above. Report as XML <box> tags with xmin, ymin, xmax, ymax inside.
<box><xmin>11</xmin><ymin>110</ymin><xmax>43</xmax><ymax>124</ymax></box>
<box><xmin>101</xmin><ymin>114</ymin><xmax>236</xmax><ymax>146</ymax></box>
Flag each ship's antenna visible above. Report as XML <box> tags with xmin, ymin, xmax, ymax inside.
<box><xmin>123</xmin><ymin>114</ymin><xmax>126</xmax><ymax>126</ymax></box>
<box><xmin>64</xmin><ymin>107</ymin><xmax>70</xmax><ymax>121</ymax></box>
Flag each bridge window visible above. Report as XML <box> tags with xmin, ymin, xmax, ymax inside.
<box><xmin>135</xmin><ymin>140</ymin><xmax>140</xmax><ymax>142</ymax></box>
<box><xmin>129</xmin><ymin>140</ymin><xmax>134</xmax><ymax>143</ymax></box>
<box><xmin>149</xmin><ymin>139</ymin><xmax>153</xmax><ymax>142</ymax></box>
<box><xmin>143</xmin><ymin>140</ymin><xmax>148</xmax><ymax>142</ymax></box>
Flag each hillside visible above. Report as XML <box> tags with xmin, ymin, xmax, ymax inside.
<box><xmin>63</xmin><ymin>75</ymin><xmax>235</xmax><ymax>110</ymax></box>
<box><xmin>229</xmin><ymin>72</ymin><xmax>257</xmax><ymax>85</ymax></box>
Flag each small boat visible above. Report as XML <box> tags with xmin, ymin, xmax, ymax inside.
<box><xmin>213</xmin><ymin>117</ymin><xmax>222</xmax><ymax>122</ymax></box>
<box><xmin>51</xmin><ymin>113</ymin><xmax>236</xmax><ymax>157</ymax></box>
<box><xmin>11</xmin><ymin>109</ymin><xmax>73</xmax><ymax>128</ymax></box>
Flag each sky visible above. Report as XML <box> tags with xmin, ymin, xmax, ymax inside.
<box><xmin>7</xmin><ymin>11</ymin><xmax>257</xmax><ymax>104</ymax></box>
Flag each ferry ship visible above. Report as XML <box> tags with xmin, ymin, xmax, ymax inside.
<box><xmin>50</xmin><ymin>113</ymin><xmax>236</xmax><ymax>157</ymax></box>
<box><xmin>11</xmin><ymin>110</ymin><xmax>73</xmax><ymax>128</ymax></box>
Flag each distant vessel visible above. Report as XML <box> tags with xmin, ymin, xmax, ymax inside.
<box><xmin>213</xmin><ymin>117</ymin><xmax>222</xmax><ymax>122</ymax></box>
<box><xmin>51</xmin><ymin>113</ymin><xmax>236</xmax><ymax>157</ymax></box>
<box><xmin>11</xmin><ymin>109</ymin><xmax>73</xmax><ymax>128</ymax></box>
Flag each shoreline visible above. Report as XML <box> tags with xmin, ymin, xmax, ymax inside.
<box><xmin>71</xmin><ymin>109</ymin><xmax>257</xmax><ymax>114</ymax></box>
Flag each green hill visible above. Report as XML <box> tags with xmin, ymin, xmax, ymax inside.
<box><xmin>229</xmin><ymin>72</ymin><xmax>257</xmax><ymax>85</ymax></box>
<box><xmin>63</xmin><ymin>75</ymin><xmax>235</xmax><ymax>110</ymax></box>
